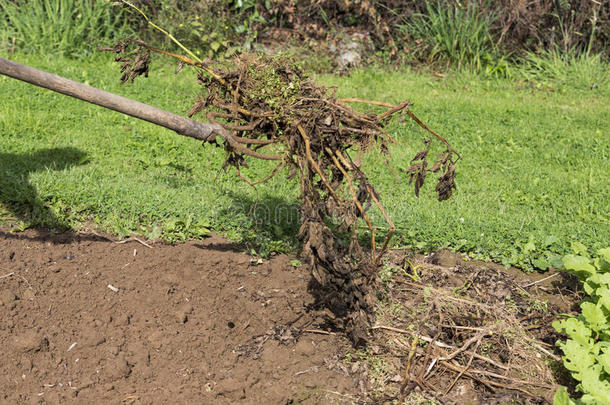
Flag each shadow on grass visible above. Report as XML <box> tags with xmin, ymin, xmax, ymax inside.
<box><xmin>216</xmin><ymin>190</ymin><xmax>394</xmax><ymax>256</ymax></box>
<box><xmin>215</xmin><ymin>191</ymin><xmax>301</xmax><ymax>253</ymax></box>
<box><xmin>0</xmin><ymin>147</ymin><xmax>88</xmax><ymax>231</ymax></box>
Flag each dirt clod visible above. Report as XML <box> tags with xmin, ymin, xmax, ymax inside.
<box><xmin>175</xmin><ymin>302</ymin><xmax>194</xmax><ymax>323</ymax></box>
<box><xmin>429</xmin><ymin>249</ymin><xmax>461</xmax><ymax>268</ymax></box>
<box><xmin>22</xmin><ymin>288</ymin><xmax>35</xmax><ymax>300</ymax></box>
<box><xmin>102</xmin><ymin>354</ymin><xmax>131</xmax><ymax>381</ymax></box>
<box><xmin>0</xmin><ymin>288</ymin><xmax>16</xmax><ymax>307</ymax></box>
<box><xmin>12</xmin><ymin>330</ymin><xmax>47</xmax><ymax>353</ymax></box>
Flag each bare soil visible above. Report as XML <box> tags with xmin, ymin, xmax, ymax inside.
<box><xmin>0</xmin><ymin>228</ymin><xmax>357</xmax><ymax>404</ymax></box>
<box><xmin>0</xmin><ymin>229</ymin><xmax>577</xmax><ymax>404</ymax></box>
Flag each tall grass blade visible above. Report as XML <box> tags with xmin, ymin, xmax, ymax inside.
<box><xmin>0</xmin><ymin>0</ymin><xmax>133</xmax><ymax>57</ymax></box>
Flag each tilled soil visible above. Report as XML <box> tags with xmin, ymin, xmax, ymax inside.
<box><xmin>0</xmin><ymin>229</ymin><xmax>357</xmax><ymax>404</ymax></box>
<box><xmin>0</xmin><ymin>229</ymin><xmax>578</xmax><ymax>405</ymax></box>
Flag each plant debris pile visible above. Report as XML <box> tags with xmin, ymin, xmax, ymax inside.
<box><xmin>367</xmin><ymin>255</ymin><xmax>566</xmax><ymax>403</ymax></box>
<box><xmin>104</xmin><ymin>39</ymin><xmax>459</xmax><ymax>345</ymax></box>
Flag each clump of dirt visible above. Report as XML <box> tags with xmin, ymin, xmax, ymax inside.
<box><xmin>103</xmin><ymin>41</ymin><xmax>459</xmax><ymax>346</ymax></box>
<box><xmin>0</xmin><ymin>228</ymin><xmax>361</xmax><ymax>404</ymax></box>
<box><xmin>353</xmin><ymin>249</ymin><xmax>581</xmax><ymax>404</ymax></box>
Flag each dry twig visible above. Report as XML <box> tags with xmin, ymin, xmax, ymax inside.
<box><xmin>114</xmin><ymin>237</ymin><xmax>154</xmax><ymax>249</ymax></box>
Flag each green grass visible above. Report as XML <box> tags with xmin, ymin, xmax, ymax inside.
<box><xmin>0</xmin><ymin>53</ymin><xmax>608</xmax><ymax>269</ymax></box>
<box><xmin>518</xmin><ymin>49</ymin><xmax>609</xmax><ymax>91</ymax></box>
<box><xmin>320</xmin><ymin>67</ymin><xmax>609</xmax><ymax>270</ymax></box>
<box><xmin>0</xmin><ymin>0</ymin><xmax>133</xmax><ymax>57</ymax></box>
<box><xmin>397</xmin><ymin>0</ymin><xmax>499</xmax><ymax>72</ymax></box>
<box><xmin>0</xmin><ymin>53</ymin><xmax>300</xmax><ymax>254</ymax></box>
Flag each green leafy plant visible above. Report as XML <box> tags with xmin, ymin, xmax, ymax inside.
<box><xmin>161</xmin><ymin>217</ymin><xmax>211</xmax><ymax>242</ymax></box>
<box><xmin>124</xmin><ymin>0</ymin><xmax>271</xmax><ymax>59</ymax></box>
<box><xmin>227</xmin><ymin>0</ymin><xmax>271</xmax><ymax>52</ymax></box>
<box><xmin>553</xmin><ymin>247</ymin><xmax>610</xmax><ymax>404</ymax></box>
<box><xmin>147</xmin><ymin>1</ymin><xmax>234</xmax><ymax>59</ymax></box>
<box><xmin>0</xmin><ymin>0</ymin><xmax>134</xmax><ymax>57</ymax></box>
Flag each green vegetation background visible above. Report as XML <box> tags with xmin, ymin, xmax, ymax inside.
<box><xmin>1</xmin><ymin>54</ymin><xmax>608</xmax><ymax>269</ymax></box>
<box><xmin>0</xmin><ymin>0</ymin><xmax>608</xmax><ymax>269</ymax></box>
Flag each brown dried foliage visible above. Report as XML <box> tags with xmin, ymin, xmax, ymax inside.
<box><xmin>256</xmin><ymin>0</ymin><xmax>608</xmax><ymax>56</ymax></box>
<box><xmin>99</xmin><ymin>40</ymin><xmax>151</xmax><ymax>83</ymax></box>
<box><xmin>366</xmin><ymin>254</ymin><xmax>566</xmax><ymax>403</ymax></box>
<box><xmin>103</xmin><ymin>40</ymin><xmax>459</xmax><ymax>345</ymax></box>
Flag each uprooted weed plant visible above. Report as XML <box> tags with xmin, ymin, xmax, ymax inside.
<box><xmin>102</xmin><ymin>34</ymin><xmax>458</xmax><ymax>344</ymax></box>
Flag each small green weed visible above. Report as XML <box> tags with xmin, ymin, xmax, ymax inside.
<box><xmin>143</xmin><ymin>1</ymin><xmax>235</xmax><ymax>60</ymax></box>
<box><xmin>142</xmin><ymin>0</ymin><xmax>272</xmax><ymax>59</ymax></box>
<box><xmin>228</xmin><ymin>0</ymin><xmax>270</xmax><ymax>52</ymax></box>
<box><xmin>379</xmin><ymin>263</ymin><xmax>397</xmax><ymax>283</ymax></box>
<box><xmin>161</xmin><ymin>217</ymin><xmax>211</xmax><ymax>242</ymax></box>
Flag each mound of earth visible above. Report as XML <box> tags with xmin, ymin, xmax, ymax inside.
<box><xmin>0</xmin><ymin>229</ymin><xmax>357</xmax><ymax>404</ymax></box>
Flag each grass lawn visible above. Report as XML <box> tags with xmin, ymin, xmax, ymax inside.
<box><xmin>1</xmin><ymin>53</ymin><xmax>608</xmax><ymax>269</ymax></box>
